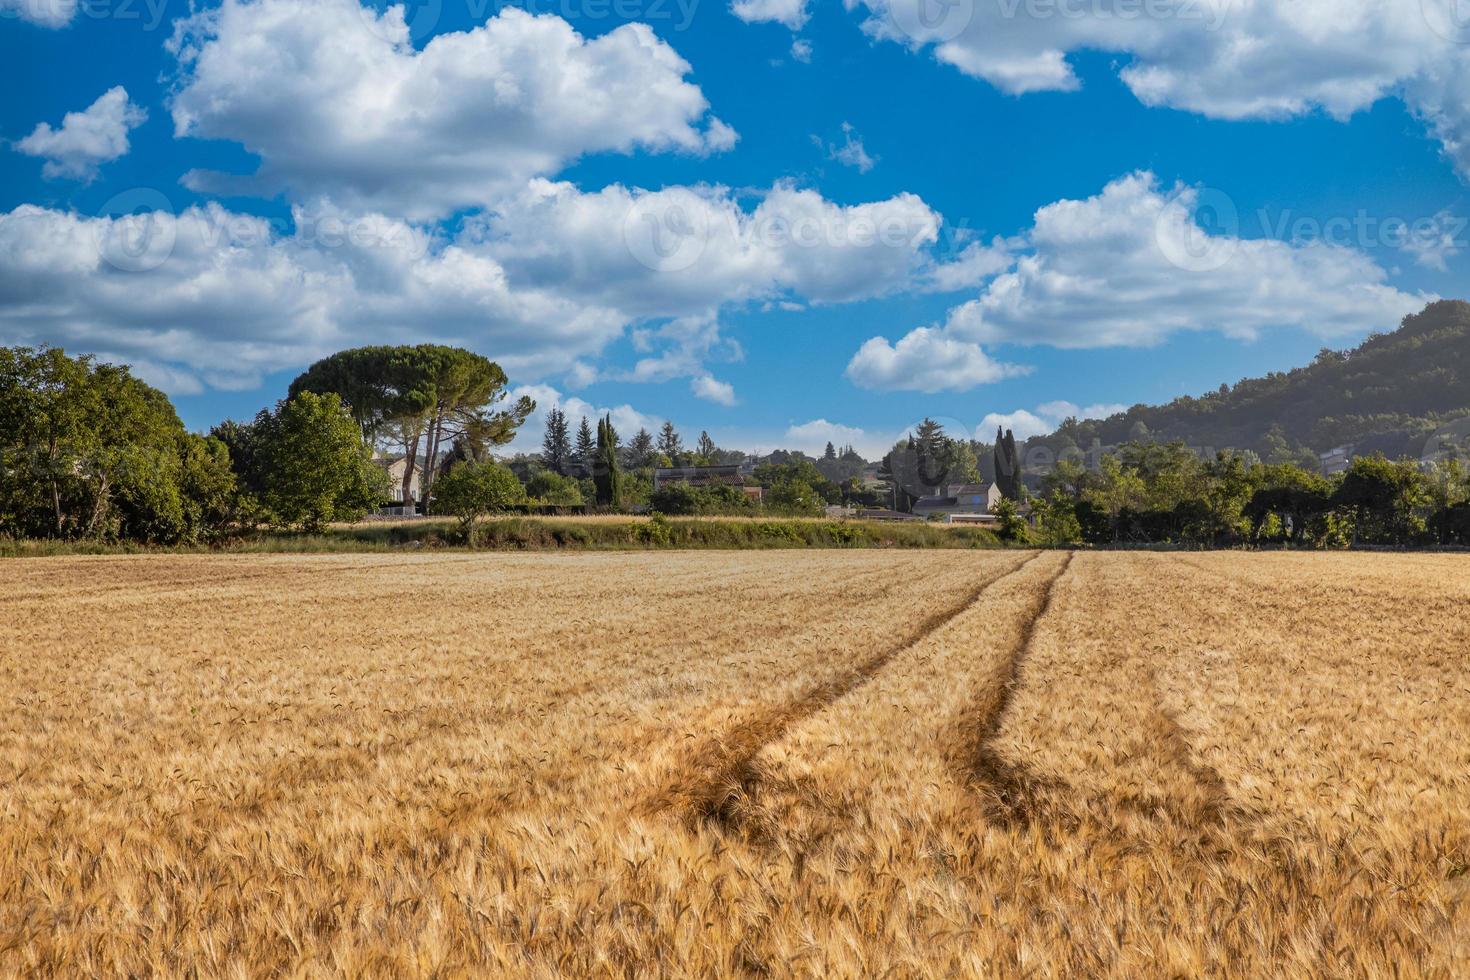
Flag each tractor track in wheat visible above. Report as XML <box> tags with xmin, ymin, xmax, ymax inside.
<box><xmin>957</xmin><ymin>550</ymin><xmax>1074</xmax><ymax>827</ymax></box>
<box><xmin>648</xmin><ymin>551</ymin><xmax>1043</xmax><ymax>829</ymax></box>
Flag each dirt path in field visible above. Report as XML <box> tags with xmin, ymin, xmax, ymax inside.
<box><xmin>646</xmin><ymin>551</ymin><xmax>1042</xmax><ymax>827</ymax></box>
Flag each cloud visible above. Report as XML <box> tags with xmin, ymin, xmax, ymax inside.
<box><xmin>478</xmin><ymin>178</ymin><xmax>942</xmax><ymax>317</ymax></box>
<box><xmin>790</xmin><ymin>39</ymin><xmax>813</xmax><ymax>63</ymax></box>
<box><xmin>0</xmin><ymin>174</ymin><xmax>947</xmax><ymax>397</ymax></box>
<box><xmin>0</xmin><ymin>0</ymin><xmax>73</xmax><ymax>27</ymax></box>
<box><xmin>1035</xmin><ymin>400</ymin><xmax>1128</xmax><ymax>422</ymax></box>
<box><xmin>167</xmin><ymin>0</ymin><xmax>734</xmax><ymax>219</ymax></box>
<box><xmin>849</xmin><ymin>0</ymin><xmax>1470</xmax><ymax>180</ymax></box>
<box><xmin>691</xmin><ymin>374</ymin><xmax>737</xmax><ymax>405</ymax></box>
<box><xmin>0</xmin><ymin>202</ymin><xmax>625</xmax><ymax>395</ymax></box>
<box><xmin>976</xmin><ymin>409</ymin><xmax>1053</xmax><ymax>442</ymax></box>
<box><xmin>16</xmin><ymin>87</ymin><xmax>147</xmax><ymax>182</ymax></box>
<box><xmin>782</xmin><ymin>418</ymin><xmax>893</xmax><ymax>457</ymax></box>
<box><xmin>849</xmin><ymin>171</ymin><xmax>1432</xmax><ymax>392</ymax></box>
<box><xmin>924</xmin><ymin>238</ymin><xmax>1015</xmax><ymax>292</ymax></box>
<box><xmin>731</xmin><ymin>0</ymin><xmax>808</xmax><ymax>30</ymax></box>
<box><xmin>980</xmin><ymin>401</ymin><xmax>1129</xmax><ymax>442</ymax></box>
<box><xmin>945</xmin><ymin>172</ymin><xmax>1433</xmax><ymax>347</ymax></box>
<box><xmin>1397</xmin><ymin>209</ymin><xmax>1466</xmax><ymax>272</ymax></box>
<box><xmin>845</xmin><ymin>327</ymin><xmax>1030</xmax><ymax>393</ymax></box>
<box><xmin>816</xmin><ymin>122</ymin><xmax>877</xmax><ymax>173</ymax></box>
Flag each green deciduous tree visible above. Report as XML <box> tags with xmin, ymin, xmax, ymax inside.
<box><xmin>526</xmin><ymin>470</ymin><xmax>584</xmax><ymax>507</ymax></box>
<box><xmin>992</xmin><ymin>497</ymin><xmax>1029</xmax><ymax>543</ymax></box>
<box><xmin>251</xmin><ymin>391</ymin><xmax>388</xmax><ymax>532</ymax></box>
<box><xmin>430</xmin><ymin>460</ymin><xmax>525</xmax><ymax>536</ymax></box>
<box><xmin>1332</xmin><ymin>455</ymin><xmax>1430</xmax><ymax>545</ymax></box>
<box><xmin>0</xmin><ymin>346</ymin><xmax>240</xmax><ymax>543</ymax></box>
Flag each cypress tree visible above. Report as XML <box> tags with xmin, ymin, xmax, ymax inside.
<box><xmin>594</xmin><ymin>414</ymin><xmax>622</xmax><ymax>507</ymax></box>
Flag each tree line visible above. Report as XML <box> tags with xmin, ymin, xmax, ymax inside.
<box><xmin>1019</xmin><ymin>441</ymin><xmax>1470</xmax><ymax>548</ymax></box>
<box><xmin>5</xmin><ymin>341</ymin><xmax>1468</xmax><ymax>548</ymax></box>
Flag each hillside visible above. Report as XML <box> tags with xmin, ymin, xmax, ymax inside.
<box><xmin>1036</xmin><ymin>300</ymin><xmax>1470</xmax><ymax>461</ymax></box>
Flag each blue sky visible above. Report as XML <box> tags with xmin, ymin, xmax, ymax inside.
<box><xmin>3</xmin><ymin>0</ymin><xmax>1468</xmax><ymax>456</ymax></box>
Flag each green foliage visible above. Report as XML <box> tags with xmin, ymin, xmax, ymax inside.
<box><xmin>593</xmin><ymin>414</ymin><xmax>623</xmax><ymax>507</ymax></box>
<box><xmin>430</xmin><ymin>460</ymin><xmax>526</xmax><ymax>535</ymax></box>
<box><xmin>541</xmin><ymin>408</ymin><xmax>572</xmax><ymax>476</ymax></box>
<box><xmin>633</xmin><ymin>513</ymin><xmax>674</xmax><ymax>546</ymax></box>
<box><xmin>764</xmin><ymin>478</ymin><xmax>824</xmax><ymax>516</ymax></box>
<box><xmin>525</xmin><ymin>470</ymin><xmax>584</xmax><ymax>507</ymax></box>
<box><xmin>650</xmin><ymin>481</ymin><xmax>754</xmax><ymax>516</ymax></box>
<box><xmin>573</xmin><ymin>417</ymin><xmax>595</xmax><ymax>478</ymax></box>
<box><xmin>656</xmin><ymin>421</ymin><xmax>683</xmax><ymax>463</ymax></box>
<box><xmin>992</xmin><ymin>497</ymin><xmax>1030</xmax><ymax>543</ymax></box>
<box><xmin>1031</xmin><ymin>495</ymin><xmax>1082</xmax><ymax>546</ymax></box>
<box><xmin>289</xmin><ymin>344</ymin><xmax>533</xmax><ymax>505</ymax></box>
<box><xmin>250</xmin><ymin>391</ymin><xmax>389</xmax><ymax>532</ymax></box>
<box><xmin>1020</xmin><ymin>300</ymin><xmax>1470</xmax><ymax>461</ymax></box>
<box><xmin>1331</xmin><ymin>455</ymin><xmax>1431</xmax><ymax>545</ymax></box>
<box><xmin>0</xmin><ymin>346</ymin><xmax>240</xmax><ymax>544</ymax></box>
<box><xmin>622</xmin><ymin>428</ymin><xmax>656</xmax><ymax>471</ymax></box>
<box><xmin>754</xmin><ymin>459</ymin><xmax>840</xmax><ymax>515</ymax></box>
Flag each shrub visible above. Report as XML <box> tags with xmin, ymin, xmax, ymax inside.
<box><xmin>526</xmin><ymin>471</ymin><xmax>584</xmax><ymax>507</ymax></box>
<box><xmin>430</xmin><ymin>461</ymin><xmax>526</xmax><ymax>537</ymax></box>
<box><xmin>633</xmin><ymin>513</ymin><xmax>674</xmax><ymax>546</ymax></box>
<box><xmin>650</xmin><ymin>481</ymin><xmax>754</xmax><ymax>516</ymax></box>
<box><xmin>992</xmin><ymin>498</ymin><xmax>1030</xmax><ymax>544</ymax></box>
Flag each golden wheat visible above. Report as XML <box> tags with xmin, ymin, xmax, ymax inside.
<box><xmin>2</xmin><ymin>551</ymin><xmax>1467</xmax><ymax>976</ymax></box>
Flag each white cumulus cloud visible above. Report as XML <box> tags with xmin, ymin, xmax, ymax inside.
<box><xmin>732</xmin><ymin>0</ymin><xmax>809</xmax><ymax>30</ymax></box>
<box><xmin>845</xmin><ymin>327</ymin><xmax>1031</xmax><ymax>393</ymax></box>
<box><xmin>0</xmin><ymin>202</ymin><xmax>626</xmax><ymax>394</ymax></box>
<box><xmin>16</xmin><ymin>87</ymin><xmax>147</xmax><ymax>182</ymax></box>
<box><xmin>849</xmin><ymin>0</ymin><xmax>1470</xmax><ymax>180</ymax></box>
<box><xmin>167</xmin><ymin>0</ymin><xmax>735</xmax><ymax>220</ymax></box>
<box><xmin>980</xmin><ymin>401</ymin><xmax>1129</xmax><ymax>442</ymax></box>
<box><xmin>849</xmin><ymin>171</ymin><xmax>1431</xmax><ymax>392</ymax></box>
<box><xmin>478</xmin><ymin>178</ymin><xmax>942</xmax><ymax>317</ymax></box>
<box><xmin>691</xmin><ymin>374</ymin><xmax>737</xmax><ymax>405</ymax></box>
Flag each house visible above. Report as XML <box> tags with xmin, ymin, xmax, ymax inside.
<box><xmin>1319</xmin><ymin>446</ymin><xmax>1352</xmax><ymax>476</ymax></box>
<box><xmin>912</xmin><ymin>481</ymin><xmax>1004</xmax><ymax>520</ymax></box>
<box><xmin>373</xmin><ymin>454</ymin><xmax>424</xmax><ymax>511</ymax></box>
<box><xmin>653</xmin><ymin>464</ymin><xmax>764</xmax><ymax>503</ymax></box>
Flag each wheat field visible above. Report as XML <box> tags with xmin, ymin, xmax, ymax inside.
<box><xmin>2</xmin><ymin>551</ymin><xmax>1468</xmax><ymax>976</ymax></box>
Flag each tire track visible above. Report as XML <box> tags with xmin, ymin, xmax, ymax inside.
<box><xmin>1144</xmin><ymin>695</ymin><xmax>1231</xmax><ymax>827</ymax></box>
<box><xmin>647</xmin><ymin>552</ymin><xmax>1043</xmax><ymax>831</ymax></box>
<box><xmin>956</xmin><ymin>551</ymin><xmax>1074</xmax><ymax>827</ymax></box>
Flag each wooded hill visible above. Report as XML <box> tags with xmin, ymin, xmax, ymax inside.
<box><xmin>1035</xmin><ymin>300</ymin><xmax>1470</xmax><ymax>462</ymax></box>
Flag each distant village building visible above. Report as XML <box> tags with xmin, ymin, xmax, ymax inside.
<box><xmin>1319</xmin><ymin>446</ymin><xmax>1353</xmax><ymax>476</ymax></box>
<box><xmin>912</xmin><ymin>481</ymin><xmax>1004</xmax><ymax>522</ymax></box>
